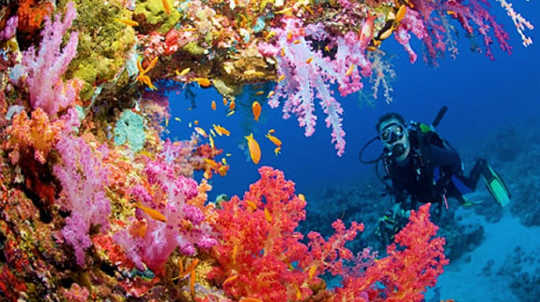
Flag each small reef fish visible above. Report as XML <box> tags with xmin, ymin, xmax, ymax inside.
<box><xmin>345</xmin><ymin>64</ymin><xmax>355</xmax><ymax>77</ymax></box>
<box><xmin>228</xmin><ymin>99</ymin><xmax>236</xmax><ymax>111</ymax></box>
<box><xmin>162</xmin><ymin>0</ymin><xmax>171</xmax><ymax>14</ymax></box>
<box><xmin>194</xmin><ymin>77</ymin><xmax>212</xmax><ymax>88</ymax></box>
<box><xmin>211</xmin><ymin>100</ymin><xmax>217</xmax><ymax>110</ymax></box>
<box><xmin>213</xmin><ymin>124</ymin><xmax>231</xmax><ymax>136</ymax></box>
<box><xmin>266</xmin><ymin>131</ymin><xmax>282</xmax><ymax>155</ymax></box>
<box><xmin>176</xmin><ymin>67</ymin><xmax>190</xmax><ymax>76</ymax></box>
<box><xmin>252</xmin><ymin>101</ymin><xmax>261</xmax><ymax>121</ymax></box>
<box><xmin>116</xmin><ymin>18</ymin><xmax>138</xmax><ymax>26</ymax></box>
<box><xmin>245</xmin><ymin>133</ymin><xmax>261</xmax><ymax>164</ymax></box>
<box><xmin>226</xmin><ymin>110</ymin><xmax>235</xmax><ymax>117</ymax></box>
<box><xmin>194</xmin><ymin>127</ymin><xmax>208</xmax><ymax>137</ymax></box>
<box><xmin>135</xmin><ymin>203</ymin><xmax>167</xmax><ymax>222</ymax></box>
<box><xmin>396</xmin><ymin>5</ymin><xmax>407</xmax><ymax>23</ymax></box>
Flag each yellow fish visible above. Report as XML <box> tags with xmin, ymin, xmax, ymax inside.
<box><xmin>194</xmin><ymin>127</ymin><xmax>208</xmax><ymax>137</ymax></box>
<box><xmin>226</xmin><ymin>110</ymin><xmax>235</xmax><ymax>117</ymax></box>
<box><xmin>213</xmin><ymin>124</ymin><xmax>231</xmax><ymax>136</ymax></box>
<box><xmin>176</xmin><ymin>67</ymin><xmax>190</xmax><ymax>76</ymax></box>
<box><xmin>116</xmin><ymin>18</ymin><xmax>139</xmax><ymax>26</ymax></box>
<box><xmin>245</xmin><ymin>133</ymin><xmax>261</xmax><ymax>164</ymax></box>
<box><xmin>135</xmin><ymin>203</ymin><xmax>167</xmax><ymax>222</ymax></box>
<box><xmin>174</xmin><ymin>117</ymin><xmax>181</xmax><ymax>122</ymax></box>
<box><xmin>345</xmin><ymin>64</ymin><xmax>355</xmax><ymax>77</ymax></box>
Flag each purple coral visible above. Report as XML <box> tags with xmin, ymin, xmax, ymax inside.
<box><xmin>53</xmin><ymin>135</ymin><xmax>111</xmax><ymax>266</ymax></box>
<box><xmin>258</xmin><ymin>17</ymin><xmax>376</xmax><ymax>156</ymax></box>
<box><xmin>0</xmin><ymin>16</ymin><xmax>18</xmax><ymax>41</ymax></box>
<box><xmin>114</xmin><ymin>158</ymin><xmax>216</xmax><ymax>272</ymax></box>
<box><xmin>21</xmin><ymin>1</ymin><xmax>80</xmax><ymax>117</ymax></box>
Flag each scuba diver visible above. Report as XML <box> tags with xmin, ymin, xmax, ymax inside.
<box><xmin>359</xmin><ymin>107</ymin><xmax>511</xmax><ymax>245</ymax></box>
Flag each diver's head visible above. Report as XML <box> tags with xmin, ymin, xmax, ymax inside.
<box><xmin>376</xmin><ymin>113</ymin><xmax>410</xmax><ymax>163</ymax></box>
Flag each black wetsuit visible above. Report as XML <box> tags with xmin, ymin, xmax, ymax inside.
<box><xmin>384</xmin><ymin>128</ymin><xmax>484</xmax><ymax>210</ymax></box>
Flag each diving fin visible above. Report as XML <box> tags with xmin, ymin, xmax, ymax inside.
<box><xmin>483</xmin><ymin>164</ymin><xmax>511</xmax><ymax>207</ymax></box>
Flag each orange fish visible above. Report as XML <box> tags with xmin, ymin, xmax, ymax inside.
<box><xmin>265</xmin><ymin>132</ymin><xmax>281</xmax><ymax>147</ymax></box>
<box><xmin>223</xmin><ymin>274</ymin><xmax>238</xmax><ymax>286</ymax></box>
<box><xmin>266</xmin><ymin>132</ymin><xmax>282</xmax><ymax>155</ymax></box>
<box><xmin>305</xmin><ymin>57</ymin><xmax>313</xmax><ymax>64</ymax></box>
<box><xmin>252</xmin><ymin>101</ymin><xmax>262</xmax><ymax>121</ymax></box>
<box><xmin>213</xmin><ymin>124</ymin><xmax>231</xmax><ymax>136</ymax></box>
<box><xmin>211</xmin><ymin>100</ymin><xmax>217</xmax><ymax>110</ymax></box>
<box><xmin>135</xmin><ymin>203</ymin><xmax>167</xmax><ymax>222</ymax></box>
<box><xmin>245</xmin><ymin>133</ymin><xmax>261</xmax><ymax>164</ymax></box>
<box><xmin>222</xmin><ymin>97</ymin><xmax>228</xmax><ymax>106</ymax></box>
<box><xmin>162</xmin><ymin>0</ymin><xmax>171</xmax><ymax>14</ymax></box>
<box><xmin>194</xmin><ymin>77</ymin><xmax>212</xmax><ymax>88</ymax></box>
<box><xmin>396</xmin><ymin>5</ymin><xmax>407</xmax><ymax>23</ymax></box>
<box><xmin>229</xmin><ymin>99</ymin><xmax>236</xmax><ymax>111</ymax></box>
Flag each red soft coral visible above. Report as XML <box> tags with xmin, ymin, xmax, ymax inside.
<box><xmin>210</xmin><ymin>166</ymin><xmax>363</xmax><ymax>301</ymax></box>
<box><xmin>332</xmin><ymin>203</ymin><xmax>448</xmax><ymax>302</ymax></box>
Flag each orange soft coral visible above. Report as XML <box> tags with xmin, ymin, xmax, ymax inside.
<box><xmin>4</xmin><ymin>108</ymin><xmax>64</xmax><ymax>164</ymax></box>
<box><xmin>16</xmin><ymin>0</ymin><xmax>53</xmax><ymax>35</ymax></box>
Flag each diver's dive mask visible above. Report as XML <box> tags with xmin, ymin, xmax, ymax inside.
<box><xmin>380</xmin><ymin>123</ymin><xmax>405</xmax><ymax>144</ymax></box>
<box><xmin>380</xmin><ymin>123</ymin><xmax>408</xmax><ymax>159</ymax></box>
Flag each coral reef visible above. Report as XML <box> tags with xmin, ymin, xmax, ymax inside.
<box><xmin>0</xmin><ymin>0</ymin><xmax>533</xmax><ymax>300</ymax></box>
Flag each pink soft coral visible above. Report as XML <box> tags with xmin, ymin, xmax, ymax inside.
<box><xmin>53</xmin><ymin>135</ymin><xmax>111</xmax><ymax>266</ymax></box>
<box><xmin>113</xmin><ymin>156</ymin><xmax>216</xmax><ymax>273</ymax></box>
<box><xmin>20</xmin><ymin>1</ymin><xmax>80</xmax><ymax>117</ymax></box>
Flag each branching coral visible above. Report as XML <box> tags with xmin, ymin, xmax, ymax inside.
<box><xmin>53</xmin><ymin>134</ymin><xmax>111</xmax><ymax>266</ymax></box>
<box><xmin>20</xmin><ymin>1</ymin><xmax>81</xmax><ymax>117</ymax></box>
<box><xmin>113</xmin><ymin>155</ymin><xmax>216</xmax><ymax>273</ymax></box>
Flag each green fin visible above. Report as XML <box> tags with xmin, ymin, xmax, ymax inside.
<box><xmin>483</xmin><ymin>165</ymin><xmax>511</xmax><ymax>207</ymax></box>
